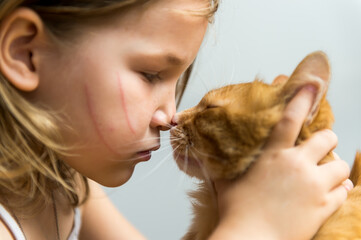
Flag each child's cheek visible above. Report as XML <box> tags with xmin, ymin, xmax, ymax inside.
<box><xmin>117</xmin><ymin>73</ymin><xmax>136</xmax><ymax>135</ymax></box>
<box><xmin>116</xmin><ymin>72</ymin><xmax>152</xmax><ymax>140</ymax></box>
<box><xmin>83</xmin><ymin>72</ymin><xmax>149</xmax><ymax>155</ymax></box>
<box><xmin>83</xmin><ymin>81</ymin><xmax>132</xmax><ymax>154</ymax></box>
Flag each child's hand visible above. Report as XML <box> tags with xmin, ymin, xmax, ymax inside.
<box><xmin>211</xmin><ymin>87</ymin><xmax>351</xmax><ymax>240</ymax></box>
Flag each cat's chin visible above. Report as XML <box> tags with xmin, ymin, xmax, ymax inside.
<box><xmin>174</xmin><ymin>154</ymin><xmax>205</xmax><ymax>179</ymax></box>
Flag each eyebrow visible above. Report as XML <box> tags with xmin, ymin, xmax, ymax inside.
<box><xmin>134</xmin><ymin>51</ymin><xmax>187</xmax><ymax>67</ymax></box>
<box><xmin>166</xmin><ymin>54</ymin><xmax>186</xmax><ymax>66</ymax></box>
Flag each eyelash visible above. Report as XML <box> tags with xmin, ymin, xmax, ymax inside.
<box><xmin>142</xmin><ymin>72</ymin><xmax>161</xmax><ymax>82</ymax></box>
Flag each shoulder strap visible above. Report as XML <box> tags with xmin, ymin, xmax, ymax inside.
<box><xmin>0</xmin><ymin>204</ymin><xmax>26</xmax><ymax>240</ymax></box>
<box><xmin>67</xmin><ymin>207</ymin><xmax>81</xmax><ymax>240</ymax></box>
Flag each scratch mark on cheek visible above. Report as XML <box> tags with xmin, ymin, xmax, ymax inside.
<box><xmin>84</xmin><ymin>84</ymin><xmax>118</xmax><ymax>154</ymax></box>
<box><xmin>118</xmin><ymin>72</ymin><xmax>136</xmax><ymax>135</ymax></box>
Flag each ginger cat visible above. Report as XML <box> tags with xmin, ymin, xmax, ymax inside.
<box><xmin>170</xmin><ymin>51</ymin><xmax>361</xmax><ymax>240</ymax></box>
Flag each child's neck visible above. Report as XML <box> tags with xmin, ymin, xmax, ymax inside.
<box><xmin>2</xmin><ymin>192</ymin><xmax>74</xmax><ymax>240</ymax></box>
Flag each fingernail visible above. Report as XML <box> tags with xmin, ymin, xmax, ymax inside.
<box><xmin>343</xmin><ymin>179</ymin><xmax>354</xmax><ymax>192</ymax></box>
<box><xmin>332</xmin><ymin>151</ymin><xmax>340</xmax><ymax>160</ymax></box>
<box><xmin>303</xmin><ymin>85</ymin><xmax>318</xmax><ymax>95</ymax></box>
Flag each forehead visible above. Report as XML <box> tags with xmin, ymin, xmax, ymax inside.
<box><xmin>149</xmin><ymin>0</ymin><xmax>213</xmax><ymax>13</ymax></box>
<box><xmin>113</xmin><ymin>0</ymin><xmax>212</xmax><ymax>19</ymax></box>
<box><xmin>104</xmin><ymin>0</ymin><xmax>208</xmax><ymax>64</ymax></box>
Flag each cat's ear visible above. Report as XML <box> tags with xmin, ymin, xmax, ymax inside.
<box><xmin>272</xmin><ymin>75</ymin><xmax>288</xmax><ymax>85</ymax></box>
<box><xmin>281</xmin><ymin>51</ymin><xmax>330</xmax><ymax>125</ymax></box>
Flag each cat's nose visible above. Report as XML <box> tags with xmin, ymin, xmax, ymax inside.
<box><xmin>171</xmin><ymin>114</ymin><xmax>178</xmax><ymax>127</ymax></box>
<box><xmin>171</xmin><ymin>120</ymin><xmax>177</xmax><ymax>127</ymax></box>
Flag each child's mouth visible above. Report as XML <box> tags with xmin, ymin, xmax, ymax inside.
<box><xmin>136</xmin><ymin>145</ymin><xmax>160</xmax><ymax>161</ymax></box>
<box><xmin>136</xmin><ymin>151</ymin><xmax>152</xmax><ymax>161</ymax></box>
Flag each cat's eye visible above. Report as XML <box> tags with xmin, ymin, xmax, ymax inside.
<box><xmin>206</xmin><ymin>105</ymin><xmax>218</xmax><ymax>109</ymax></box>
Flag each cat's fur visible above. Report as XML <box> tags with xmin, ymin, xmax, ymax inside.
<box><xmin>170</xmin><ymin>51</ymin><xmax>361</xmax><ymax>240</ymax></box>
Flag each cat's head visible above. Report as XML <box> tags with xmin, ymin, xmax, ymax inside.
<box><xmin>170</xmin><ymin>51</ymin><xmax>334</xmax><ymax>181</ymax></box>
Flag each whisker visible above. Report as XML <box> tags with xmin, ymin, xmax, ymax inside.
<box><xmin>134</xmin><ymin>144</ymin><xmax>181</xmax><ymax>182</ymax></box>
<box><xmin>114</xmin><ymin>138</ymin><xmax>181</xmax><ymax>157</ymax></box>
<box><xmin>155</xmin><ymin>144</ymin><xmax>177</xmax><ymax>153</ymax></box>
<box><xmin>191</xmin><ymin>147</ymin><xmax>225</xmax><ymax>162</ymax></box>
<box><xmin>112</xmin><ymin>134</ymin><xmax>179</xmax><ymax>153</ymax></box>
<box><xmin>169</xmin><ymin>128</ymin><xmax>180</xmax><ymax>134</ymax></box>
<box><xmin>177</xmin><ymin>145</ymin><xmax>189</xmax><ymax>187</ymax></box>
<box><xmin>190</xmin><ymin>150</ymin><xmax>218</xmax><ymax>207</ymax></box>
<box><xmin>107</xmin><ymin>143</ymin><xmax>176</xmax><ymax>163</ymax></box>
<box><xmin>169</xmin><ymin>128</ymin><xmax>183</xmax><ymax>135</ymax></box>
<box><xmin>121</xmin><ymin>136</ymin><xmax>163</xmax><ymax>146</ymax></box>
<box><xmin>110</xmin><ymin>154</ymin><xmax>150</xmax><ymax>163</ymax></box>
<box><xmin>169</xmin><ymin>135</ymin><xmax>182</xmax><ymax>140</ymax></box>
<box><xmin>189</xmin><ymin>151</ymin><xmax>209</xmax><ymax>182</ymax></box>
<box><xmin>169</xmin><ymin>133</ymin><xmax>184</xmax><ymax>139</ymax></box>
<box><xmin>149</xmin><ymin>118</ymin><xmax>174</xmax><ymax>130</ymax></box>
<box><xmin>184</xmin><ymin>146</ymin><xmax>189</xmax><ymax>174</ymax></box>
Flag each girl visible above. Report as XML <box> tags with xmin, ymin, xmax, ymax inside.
<box><xmin>0</xmin><ymin>0</ymin><xmax>352</xmax><ymax>239</ymax></box>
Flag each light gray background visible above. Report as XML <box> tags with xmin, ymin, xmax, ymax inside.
<box><xmin>105</xmin><ymin>1</ymin><xmax>361</xmax><ymax>239</ymax></box>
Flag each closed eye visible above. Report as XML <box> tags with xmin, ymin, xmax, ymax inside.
<box><xmin>141</xmin><ymin>72</ymin><xmax>161</xmax><ymax>82</ymax></box>
<box><xmin>206</xmin><ymin>104</ymin><xmax>219</xmax><ymax>109</ymax></box>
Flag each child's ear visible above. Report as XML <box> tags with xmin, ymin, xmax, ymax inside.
<box><xmin>0</xmin><ymin>7</ymin><xmax>46</xmax><ymax>91</ymax></box>
<box><xmin>281</xmin><ymin>51</ymin><xmax>331</xmax><ymax>125</ymax></box>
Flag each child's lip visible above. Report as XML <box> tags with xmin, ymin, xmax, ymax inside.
<box><xmin>136</xmin><ymin>151</ymin><xmax>152</xmax><ymax>161</ymax></box>
<box><xmin>149</xmin><ymin>145</ymin><xmax>161</xmax><ymax>152</ymax></box>
<box><xmin>138</xmin><ymin>145</ymin><xmax>160</xmax><ymax>154</ymax></box>
<box><xmin>135</xmin><ymin>145</ymin><xmax>160</xmax><ymax>161</ymax></box>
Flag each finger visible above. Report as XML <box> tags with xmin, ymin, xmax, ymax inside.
<box><xmin>319</xmin><ymin>159</ymin><xmax>350</xmax><ymax>190</ymax></box>
<box><xmin>342</xmin><ymin>179</ymin><xmax>354</xmax><ymax>192</ymax></box>
<box><xmin>265</xmin><ymin>86</ymin><xmax>317</xmax><ymax>150</ymax></box>
<box><xmin>323</xmin><ymin>184</ymin><xmax>348</xmax><ymax>219</ymax></box>
<box><xmin>296</xmin><ymin>129</ymin><xmax>338</xmax><ymax>164</ymax></box>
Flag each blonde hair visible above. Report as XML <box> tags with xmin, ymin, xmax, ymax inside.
<box><xmin>0</xmin><ymin>0</ymin><xmax>219</xmax><ymax>214</ymax></box>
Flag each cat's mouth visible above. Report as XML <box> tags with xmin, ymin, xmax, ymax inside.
<box><xmin>170</xmin><ymin>126</ymin><xmax>204</xmax><ymax>177</ymax></box>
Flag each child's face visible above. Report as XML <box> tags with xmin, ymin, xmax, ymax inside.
<box><xmin>33</xmin><ymin>0</ymin><xmax>208</xmax><ymax>186</ymax></box>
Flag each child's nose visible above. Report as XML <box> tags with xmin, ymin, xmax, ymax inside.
<box><xmin>151</xmin><ymin>110</ymin><xmax>174</xmax><ymax>131</ymax></box>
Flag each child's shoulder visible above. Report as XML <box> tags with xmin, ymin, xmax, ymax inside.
<box><xmin>0</xmin><ymin>205</ymin><xmax>18</xmax><ymax>240</ymax></box>
<box><xmin>0</xmin><ymin>221</ymin><xmax>13</xmax><ymax>240</ymax></box>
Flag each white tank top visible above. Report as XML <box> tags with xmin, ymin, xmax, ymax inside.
<box><xmin>0</xmin><ymin>204</ymin><xmax>81</xmax><ymax>240</ymax></box>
